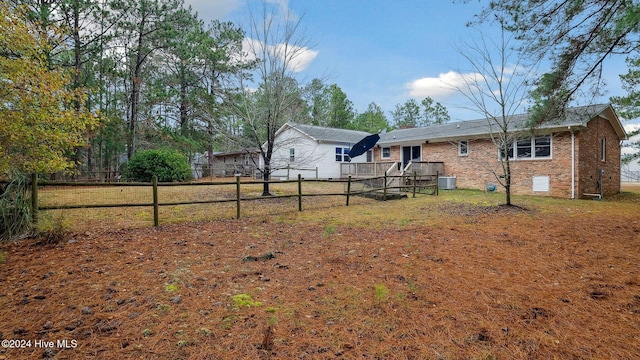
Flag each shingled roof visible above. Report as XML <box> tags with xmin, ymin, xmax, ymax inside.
<box><xmin>281</xmin><ymin>123</ymin><xmax>372</xmax><ymax>144</ymax></box>
<box><xmin>378</xmin><ymin>104</ymin><xmax>626</xmax><ymax>145</ymax></box>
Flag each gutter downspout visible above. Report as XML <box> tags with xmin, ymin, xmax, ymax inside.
<box><xmin>570</xmin><ymin>127</ymin><xmax>575</xmax><ymax>199</ymax></box>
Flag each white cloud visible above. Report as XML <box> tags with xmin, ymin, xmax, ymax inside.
<box><xmin>242</xmin><ymin>38</ymin><xmax>318</xmax><ymax>73</ymax></box>
<box><xmin>624</xmin><ymin>123</ymin><xmax>640</xmax><ymax>133</ymax></box>
<box><xmin>406</xmin><ymin>71</ymin><xmax>482</xmax><ymax>99</ymax></box>
<box><xmin>277</xmin><ymin>44</ymin><xmax>318</xmax><ymax>72</ymax></box>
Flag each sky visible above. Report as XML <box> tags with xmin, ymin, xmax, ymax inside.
<box><xmin>183</xmin><ymin>0</ymin><xmax>639</xmax><ymax>132</ymax></box>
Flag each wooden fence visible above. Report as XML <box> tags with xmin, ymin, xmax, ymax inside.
<box><xmin>30</xmin><ymin>173</ymin><xmax>438</xmax><ymax>227</ymax></box>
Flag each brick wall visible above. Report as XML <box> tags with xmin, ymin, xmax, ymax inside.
<box><xmin>373</xmin><ymin>145</ymin><xmax>401</xmax><ymax>163</ymax></box>
<box><xmin>421</xmin><ymin>137</ymin><xmax>575</xmax><ymax>198</ymax></box>
<box><xmin>575</xmin><ymin>116</ymin><xmax>621</xmax><ymax>196</ymax></box>
<box><xmin>372</xmin><ymin>116</ymin><xmax>622</xmax><ymax>199</ymax></box>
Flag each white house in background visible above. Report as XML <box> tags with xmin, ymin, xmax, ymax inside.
<box><xmin>264</xmin><ymin>122</ymin><xmax>372</xmax><ymax>179</ymax></box>
<box><xmin>621</xmin><ymin>131</ymin><xmax>640</xmax><ymax>182</ymax></box>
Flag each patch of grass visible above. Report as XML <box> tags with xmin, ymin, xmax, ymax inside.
<box><xmin>36</xmin><ymin>211</ymin><xmax>73</xmax><ymax>244</ymax></box>
<box><xmin>164</xmin><ymin>284</ymin><xmax>179</xmax><ymax>292</ymax></box>
<box><xmin>156</xmin><ymin>303</ymin><xmax>172</xmax><ymax>313</ymax></box>
<box><xmin>373</xmin><ymin>284</ymin><xmax>389</xmax><ymax>303</ymax></box>
<box><xmin>220</xmin><ymin>315</ymin><xmax>236</xmax><ymax>329</ymax></box>
<box><xmin>0</xmin><ymin>251</ymin><xmax>4</xmax><ymax>264</ymax></box>
<box><xmin>231</xmin><ymin>294</ymin><xmax>262</xmax><ymax>309</ymax></box>
<box><xmin>323</xmin><ymin>223</ymin><xmax>336</xmax><ymax>237</ymax></box>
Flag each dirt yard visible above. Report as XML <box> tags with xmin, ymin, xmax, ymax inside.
<box><xmin>1</xmin><ymin>187</ymin><xmax>639</xmax><ymax>359</ymax></box>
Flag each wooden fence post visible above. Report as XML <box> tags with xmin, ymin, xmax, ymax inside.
<box><xmin>346</xmin><ymin>176</ymin><xmax>351</xmax><ymax>206</ymax></box>
<box><xmin>383</xmin><ymin>173</ymin><xmax>387</xmax><ymax>201</ymax></box>
<box><xmin>31</xmin><ymin>173</ymin><xmax>38</xmax><ymax>223</ymax></box>
<box><xmin>236</xmin><ymin>175</ymin><xmax>241</xmax><ymax>219</ymax></box>
<box><xmin>152</xmin><ymin>176</ymin><xmax>159</xmax><ymax>227</ymax></box>
<box><xmin>436</xmin><ymin>171</ymin><xmax>439</xmax><ymax>196</ymax></box>
<box><xmin>298</xmin><ymin>174</ymin><xmax>302</xmax><ymax>211</ymax></box>
<box><xmin>413</xmin><ymin>171</ymin><xmax>417</xmax><ymax>198</ymax></box>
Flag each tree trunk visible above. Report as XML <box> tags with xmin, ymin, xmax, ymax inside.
<box><xmin>180</xmin><ymin>79</ymin><xmax>188</xmax><ymax>135</ymax></box>
<box><xmin>505</xmin><ymin>159</ymin><xmax>512</xmax><ymax>206</ymax></box>
<box><xmin>262</xmin><ymin>165</ymin><xmax>271</xmax><ymax>196</ymax></box>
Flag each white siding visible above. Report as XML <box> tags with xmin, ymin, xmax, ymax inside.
<box><xmin>267</xmin><ymin>126</ymin><xmax>367</xmax><ymax>179</ymax></box>
<box><xmin>622</xmin><ymin>132</ymin><xmax>640</xmax><ymax>181</ymax></box>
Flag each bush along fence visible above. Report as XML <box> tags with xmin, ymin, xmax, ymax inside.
<box><xmin>29</xmin><ymin>172</ymin><xmax>439</xmax><ymax>227</ymax></box>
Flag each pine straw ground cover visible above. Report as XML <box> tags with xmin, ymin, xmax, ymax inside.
<box><xmin>1</xmin><ymin>185</ymin><xmax>639</xmax><ymax>359</ymax></box>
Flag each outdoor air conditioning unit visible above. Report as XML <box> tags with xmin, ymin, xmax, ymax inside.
<box><xmin>438</xmin><ymin>176</ymin><xmax>457</xmax><ymax>190</ymax></box>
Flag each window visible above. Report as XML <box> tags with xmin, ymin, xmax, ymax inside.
<box><xmin>516</xmin><ymin>138</ymin><xmax>532</xmax><ymax>158</ymax></box>
<box><xmin>335</xmin><ymin>147</ymin><xmax>351</xmax><ymax>162</ymax></box>
<box><xmin>458</xmin><ymin>140</ymin><xmax>468</xmax><ymax>156</ymax></box>
<box><xmin>381</xmin><ymin>147</ymin><xmax>391</xmax><ymax>159</ymax></box>
<box><xmin>601</xmin><ymin>138</ymin><xmax>606</xmax><ymax>161</ymax></box>
<box><xmin>289</xmin><ymin>148</ymin><xmax>295</xmax><ymax>162</ymax></box>
<box><xmin>534</xmin><ymin>136</ymin><xmax>551</xmax><ymax>158</ymax></box>
<box><xmin>502</xmin><ymin>135</ymin><xmax>552</xmax><ymax>160</ymax></box>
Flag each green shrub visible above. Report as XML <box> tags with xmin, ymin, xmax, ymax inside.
<box><xmin>0</xmin><ymin>173</ymin><xmax>32</xmax><ymax>242</ymax></box>
<box><xmin>36</xmin><ymin>212</ymin><xmax>72</xmax><ymax>244</ymax></box>
<box><xmin>125</xmin><ymin>149</ymin><xmax>192</xmax><ymax>182</ymax></box>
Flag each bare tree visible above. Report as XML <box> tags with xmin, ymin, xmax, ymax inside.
<box><xmin>453</xmin><ymin>24</ymin><xmax>539</xmax><ymax>206</ymax></box>
<box><xmin>231</xmin><ymin>1</ymin><xmax>316</xmax><ymax>196</ymax></box>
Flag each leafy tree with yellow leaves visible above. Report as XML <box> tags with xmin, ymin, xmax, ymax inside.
<box><xmin>0</xmin><ymin>2</ymin><xmax>99</xmax><ymax>176</ymax></box>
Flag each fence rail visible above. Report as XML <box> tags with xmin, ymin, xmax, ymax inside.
<box><xmin>28</xmin><ymin>172</ymin><xmax>438</xmax><ymax>227</ymax></box>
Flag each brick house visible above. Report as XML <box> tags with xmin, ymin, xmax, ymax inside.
<box><xmin>204</xmin><ymin>149</ymin><xmax>260</xmax><ymax>177</ymax></box>
<box><xmin>373</xmin><ymin>104</ymin><xmax>627</xmax><ymax>199</ymax></box>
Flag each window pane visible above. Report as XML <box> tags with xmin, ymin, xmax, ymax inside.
<box><xmin>500</xmin><ymin>141</ymin><xmax>513</xmax><ymax>160</ymax></box>
<box><xmin>412</xmin><ymin>146</ymin><xmax>420</xmax><ymax>161</ymax></box>
<box><xmin>344</xmin><ymin>148</ymin><xmax>350</xmax><ymax>162</ymax></box>
<box><xmin>459</xmin><ymin>140</ymin><xmax>468</xmax><ymax>155</ymax></box>
<box><xmin>534</xmin><ymin>136</ymin><xmax>551</xmax><ymax>158</ymax></box>
<box><xmin>382</xmin><ymin>147</ymin><xmax>390</xmax><ymax>158</ymax></box>
<box><xmin>516</xmin><ymin>138</ymin><xmax>532</xmax><ymax>158</ymax></box>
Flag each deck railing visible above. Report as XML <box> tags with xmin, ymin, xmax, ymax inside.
<box><xmin>340</xmin><ymin>162</ymin><xmax>397</xmax><ymax>178</ymax></box>
<box><xmin>403</xmin><ymin>161</ymin><xmax>444</xmax><ymax>176</ymax></box>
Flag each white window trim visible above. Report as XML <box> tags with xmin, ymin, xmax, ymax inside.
<box><xmin>335</xmin><ymin>147</ymin><xmax>351</xmax><ymax>162</ymax></box>
<box><xmin>601</xmin><ymin>138</ymin><xmax>606</xmax><ymax>162</ymax></box>
<box><xmin>381</xmin><ymin>147</ymin><xmax>391</xmax><ymax>159</ymax></box>
<box><xmin>458</xmin><ymin>140</ymin><xmax>468</xmax><ymax>156</ymax></box>
<box><xmin>502</xmin><ymin>135</ymin><xmax>553</xmax><ymax>161</ymax></box>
